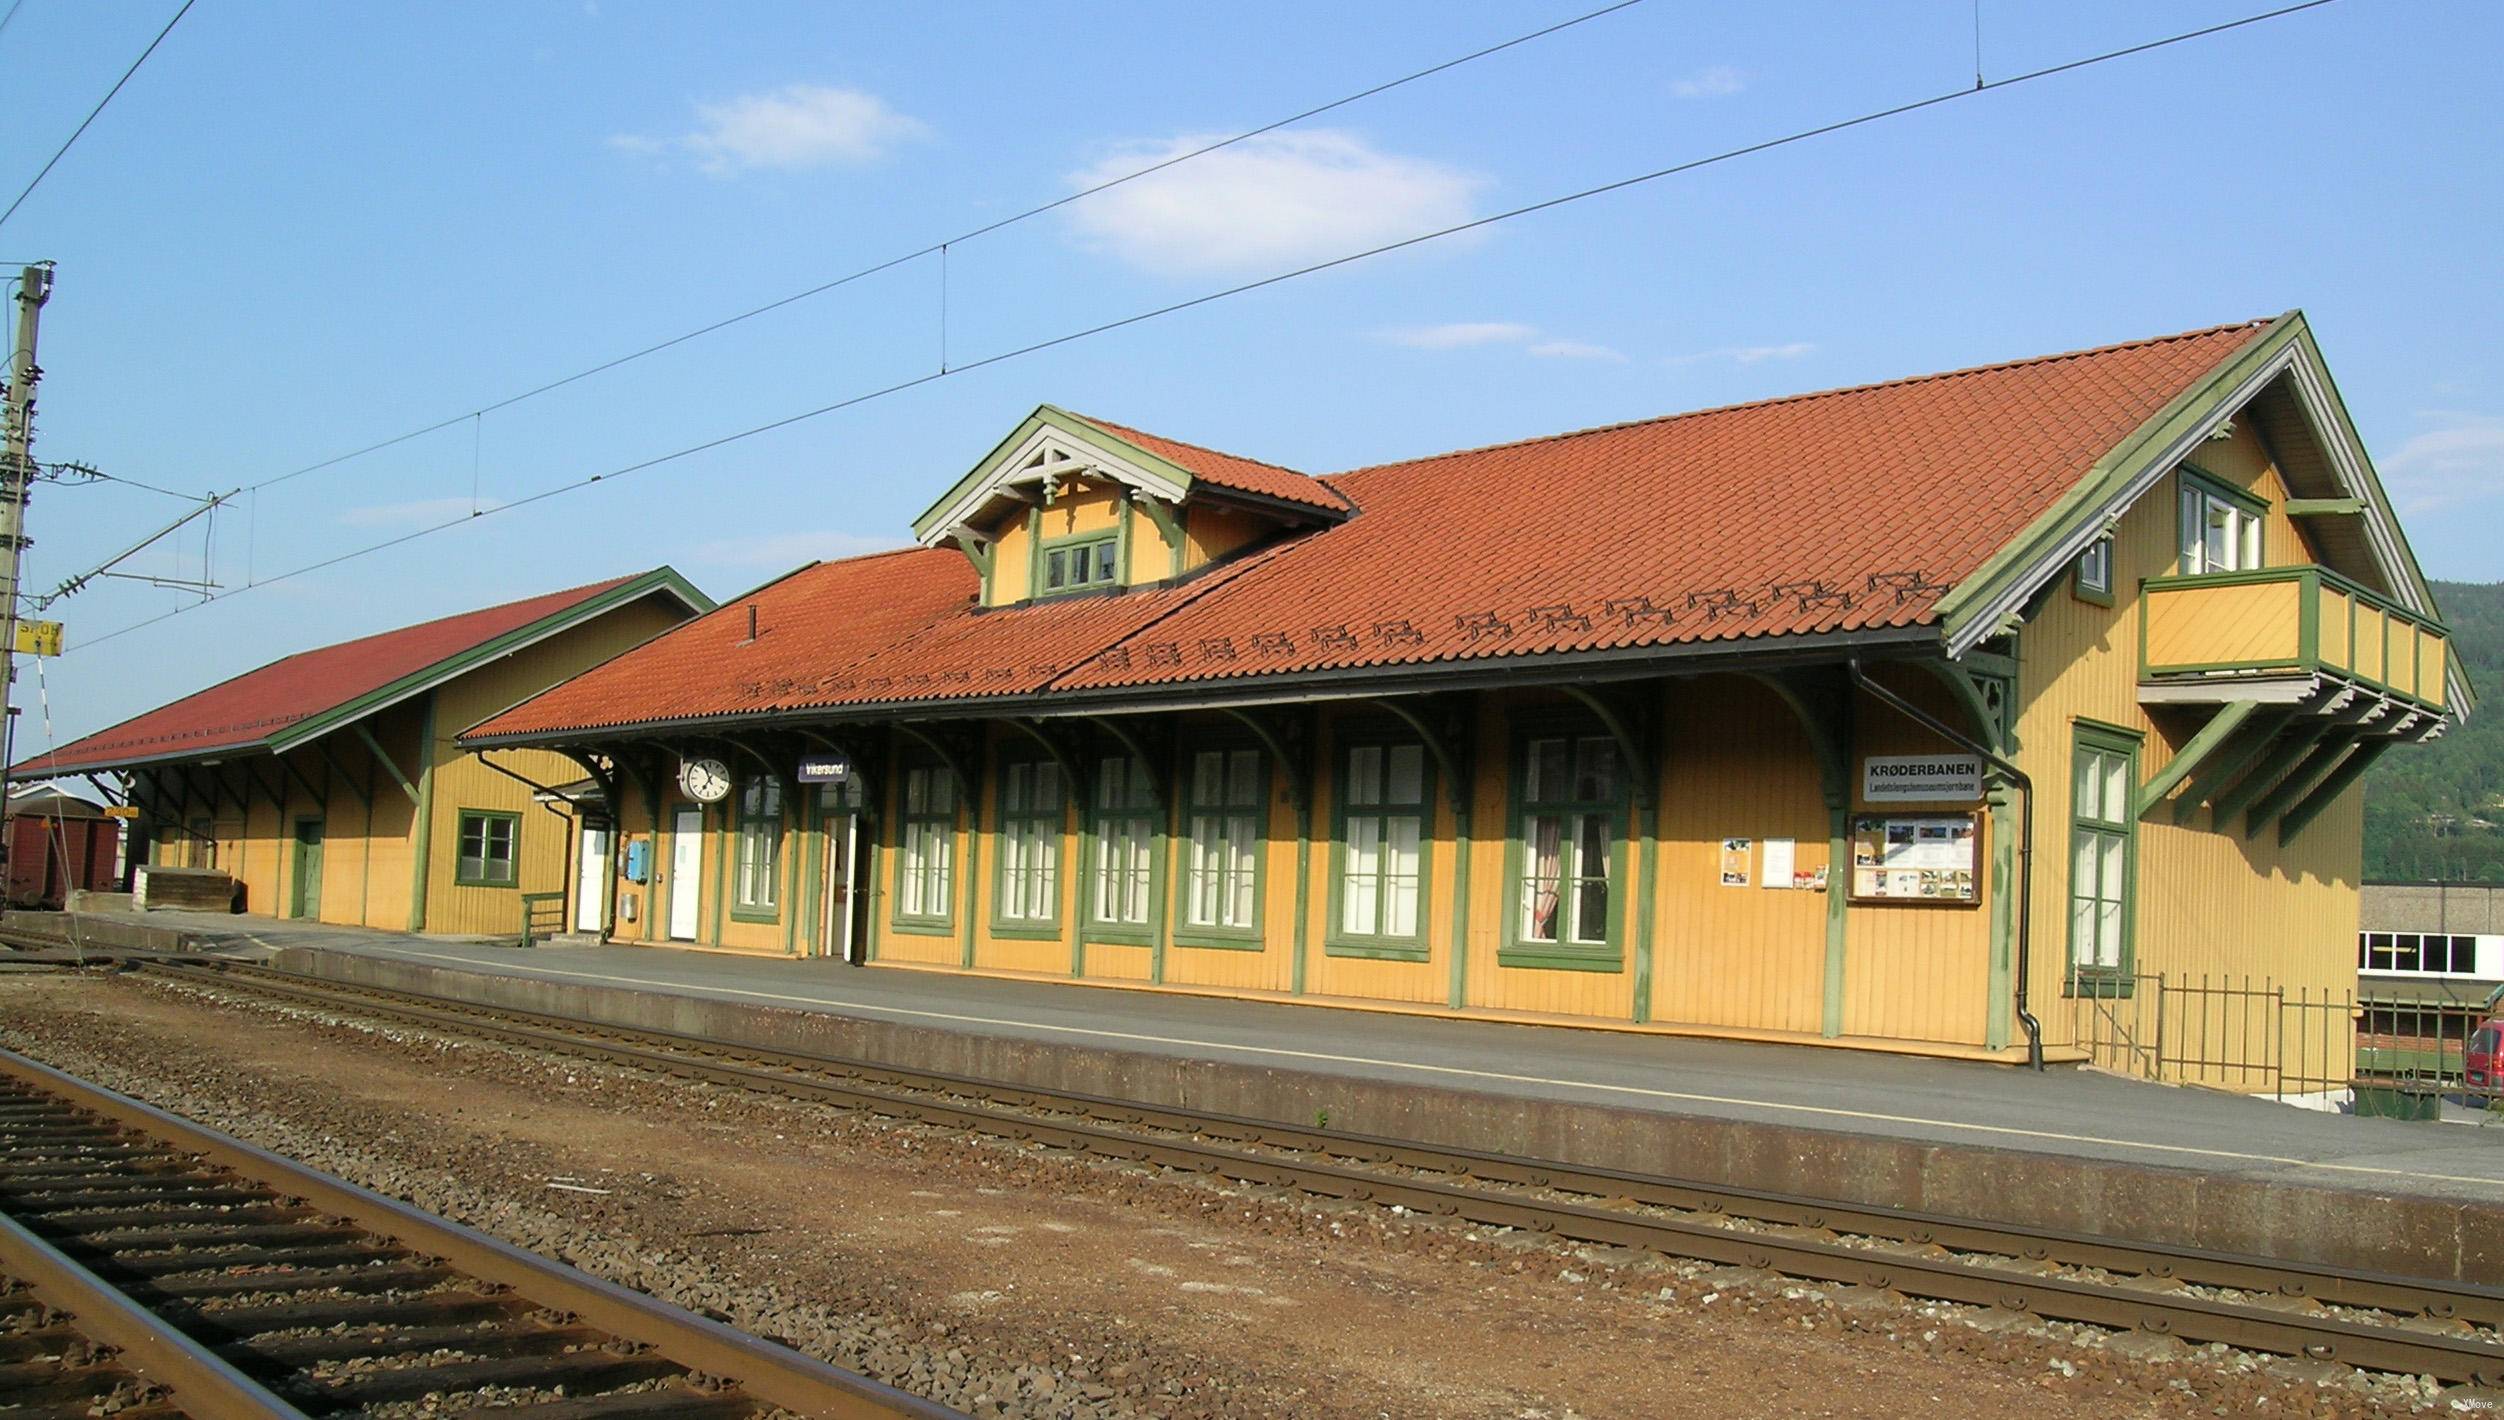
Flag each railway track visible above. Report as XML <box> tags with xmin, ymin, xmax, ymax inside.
<box><xmin>131</xmin><ymin>955</ymin><xmax>2504</xmax><ymax>1392</ymax></box>
<box><xmin>0</xmin><ymin>1042</ymin><xmax>960</xmax><ymax>1419</ymax></box>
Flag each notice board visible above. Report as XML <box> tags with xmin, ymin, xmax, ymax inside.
<box><xmin>1849</xmin><ymin>813</ymin><xmax>1979</xmax><ymax>905</ymax></box>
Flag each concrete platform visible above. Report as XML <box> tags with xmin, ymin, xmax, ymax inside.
<box><xmin>29</xmin><ymin>906</ymin><xmax>2504</xmax><ymax>1284</ymax></box>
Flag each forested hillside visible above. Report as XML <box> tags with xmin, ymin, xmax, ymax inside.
<box><xmin>2364</xmin><ymin>579</ymin><xmax>2504</xmax><ymax>880</ymax></box>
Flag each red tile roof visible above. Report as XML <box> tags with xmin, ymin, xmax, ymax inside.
<box><xmin>13</xmin><ymin>573</ymin><xmax>672</xmax><ymax>777</ymax></box>
<box><xmin>1072</xmin><ymin>413</ymin><xmax>1351</xmax><ymax>515</ymax></box>
<box><xmin>465</xmin><ymin>321</ymin><xmax>2268</xmax><ymax>742</ymax></box>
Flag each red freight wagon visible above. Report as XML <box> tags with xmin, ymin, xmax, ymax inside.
<box><xmin>4</xmin><ymin>790</ymin><xmax>124</xmax><ymax>909</ymax></box>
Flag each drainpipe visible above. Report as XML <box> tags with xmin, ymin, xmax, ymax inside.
<box><xmin>1847</xmin><ymin>657</ymin><xmax>2043</xmax><ymax>1071</ymax></box>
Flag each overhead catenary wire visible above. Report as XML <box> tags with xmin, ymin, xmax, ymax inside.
<box><xmin>239</xmin><ymin>0</ymin><xmax>1654</xmax><ymax>495</ymax></box>
<box><xmin>0</xmin><ymin>0</ymin><xmax>196</xmax><ymax>234</ymax></box>
<box><xmin>69</xmin><ymin>0</ymin><xmax>2340</xmax><ymax>656</ymax></box>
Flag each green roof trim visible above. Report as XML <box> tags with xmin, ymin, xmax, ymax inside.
<box><xmin>267</xmin><ymin>566</ymin><xmax>712</xmax><ymax>754</ymax></box>
<box><xmin>910</xmin><ymin>405</ymin><xmax>1202</xmax><ymax>544</ymax></box>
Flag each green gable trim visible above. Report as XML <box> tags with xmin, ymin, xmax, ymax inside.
<box><xmin>912</xmin><ymin>405</ymin><xmax>1203</xmax><ymax>544</ymax></box>
<box><xmin>2284</xmin><ymin>497</ymin><xmax>2365</xmax><ymax>517</ymax></box>
<box><xmin>1938</xmin><ymin>315</ymin><xmax>2304</xmax><ymax>649</ymax></box>
<box><xmin>272</xmin><ymin>567</ymin><xmax>711</xmax><ymax>755</ymax></box>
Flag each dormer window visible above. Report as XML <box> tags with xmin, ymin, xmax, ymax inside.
<box><xmin>1040</xmin><ymin>532</ymin><xmax>1120</xmax><ymax>597</ymax></box>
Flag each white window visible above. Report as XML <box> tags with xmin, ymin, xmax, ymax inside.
<box><xmin>2068</xmin><ymin>734</ymin><xmax>2135</xmax><ymax>978</ymax></box>
<box><xmin>734</xmin><ymin>776</ymin><xmax>782</xmax><ymax>914</ymax></box>
<box><xmin>2074</xmin><ymin>535</ymin><xmax>2112</xmax><ymax>599</ymax></box>
<box><xmin>1183</xmin><ymin>748</ymin><xmax>1263</xmax><ymax>933</ymax></box>
<box><xmin>2179</xmin><ymin>476</ymin><xmax>2262</xmax><ymax>574</ymax></box>
<box><xmin>1089</xmin><ymin>756</ymin><xmax>1156</xmax><ymax>929</ymax></box>
<box><xmin>995</xmin><ymin>760</ymin><xmax>1062</xmax><ymax>925</ymax></box>
<box><xmin>897</xmin><ymin>763</ymin><xmax>956</xmax><ymax>923</ymax></box>
<box><xmin>1339</xmin><ymin>743</ymin><xmax>1426</xmax><ymax>942</ymax></box>
<box><xmin>1517</xmin><ymin>735</ymin><xmax>1620</xmax><ymax>949</ymax></box>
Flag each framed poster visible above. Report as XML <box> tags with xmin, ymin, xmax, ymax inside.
<box><xmin>1849</xmin><ymin>813</ymin><xmax>1979</xmax><ymax>905</ymax></box>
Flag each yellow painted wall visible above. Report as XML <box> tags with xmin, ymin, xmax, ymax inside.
<box><xmin>2011</xmin><ymin>430</ymin><xmax>2362</xmax><ymax>1078</ymax></box>
<box><xmin>977</xmin><ymin>476</ymin><xmax>1275</xmax><ymax>607</ymax></box>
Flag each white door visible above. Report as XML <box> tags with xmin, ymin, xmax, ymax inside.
<box><xmin>575</xmin><ymin>827</ymin><xmax>612</xmax><ymax>932</ymax></box>
<box><xmin>667</xmin><ymin>808</ymin><xmax>703</xmax><ymax>940</ymax></box>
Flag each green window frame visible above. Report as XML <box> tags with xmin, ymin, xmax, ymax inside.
<box><xmin>1176</xmin><ymin>744</ymin><xmax>1264</xmax><ymax>947</ymax></box>
<box><xmin>1085</xmin><ymin>754</ymin><xmax>1159</xmax><ymax>942</ymax></box>
<box><xmin>1502</xmin><ymin>730</ymin><xmax>1627</xmax><ymax>972</ymax></box>
<box><xmin>2177</xmin><ymin>466</ymin><xmax>2266</xmax><ymax>575</ymax></box>
<box><xmin>891</xmin><ymin>758</ymin><xmax>957</xmax><ymax>934</ymax></box>
<box><xmin>455</xmin><ymin>809</ymin><xmax>520</xmax><ymax>888</ymax></box>
<box><xmin>1034</xmin><ymin>530</ymin><xmax>1121</xmax><ymax>598</ymax></box>
<box><xmin>730</xmin><ymin>774</ymin><xmax>784</xmax><ymax>921</ymax></box>
<box><xmin>2065</xmin><ymin>724</ymin><xmax>2141</xmax><ymax>996</ymax></box>
<box><xmin>1326</xmin><ymin>739</ymin><xmax>1433</xmax><ymax>961</ymax></box>
<box><xmin>990</xmin><ymin>757</ymin><xmax>1065</xmax><ymax>937</ymax></box>
<box><xmin>2072</xmin><ymin>533</ymin><xmax>2114</xmax><ymax>606</ymax></box>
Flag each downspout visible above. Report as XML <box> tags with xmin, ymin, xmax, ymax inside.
<box><xmin>1847</xmin><ymin>658</ymin><xmax>2043</xmax><ymax>1070</ymax></box>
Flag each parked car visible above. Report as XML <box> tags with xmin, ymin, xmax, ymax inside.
<box><xmin>2469</xmin><ymin>1018</ymin><xmax>2503</xmax><ymax>1095</ymax></box>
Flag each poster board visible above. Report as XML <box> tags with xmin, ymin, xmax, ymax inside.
<box><xmin>1849</xmin><ymin>813</ymin><xmax>1979</xmax><ymax>905</ymax></box>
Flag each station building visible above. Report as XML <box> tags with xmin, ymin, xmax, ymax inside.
<box><xmin>459</xmin><ymin>315</ymin><xmax>2468</xmax><ymax>1069</ymax></box>
<box><xmin>8</xmin><ymin>569</ymin><xmax>709</xmax><ymax>935</ymax></box>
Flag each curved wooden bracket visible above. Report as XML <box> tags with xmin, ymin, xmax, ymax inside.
<box><xmin>1742</xmin><ymin>670</ymin><xmax>1851</xmax><ymax>811</ymax></box>
<box><xmin>1217</xmin><ymin>707</ymin><xmax>1306</xmax><ymax>812</ymax></box>
<box><xmin>1556</xmin><ymin>684</ymin><xmax>1654</xmax><ymax>812</ymax></box>
<box><xmin>1913</xmin><ymin>660</ymin><xmax>2010</xmax><ymax>757</ymax></box>
<box><xmin>1076</xmin><ymin>715</ymin><xmax>1164</xmax><ymax>805</ymax></box>
<box><xmin>1359</xmin><ymin>696</ymin><xmax>1471</xmax><ymax>819</ymax></box>
<box><xmin>893</xmin><ymin>722</ymin><xmax>974</xmax><ymax>803</ymax></box>
<box><xmin>1002</xmin><ymin>718</ymin><xmax>1083</xmax><ymax>801</ymax></box>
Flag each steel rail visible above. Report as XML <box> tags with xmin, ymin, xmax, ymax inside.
<box><xmin>152</xmin><ymin>958</ymin><xmax>2504</xmax><ymax>1386</ymax></box>
<box><xmin>0</xmin><ymin>1044</ymin><xmax>963</xmax><ymax>1419</ymax></box>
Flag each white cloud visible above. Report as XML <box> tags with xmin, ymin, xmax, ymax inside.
<box><xmin>2381</xmin><ymin>411</ymin><xmax>2504</xmax><ymax>514</ymax></box>
<box><xmin>1063</xmin><ymin>129</ymin><xmax>1486</xmax><ymax>277</ymax></box>
<box><xmin>691</xmin><ymin>530</ymin><xmax>902</xmax><ymax>568</ymax></box>
<box><xmin>1378</xmin><ymin>321</ymin><xmax>1535</xmax><ymax>350</ymax></box>
<box><xmin>1667</xmin><ymin>341</ymin><xmax>1818</xmax><ymax>367</ymax></box>
<box><xmin>613</xmin><ymin>84</ymin><xmax>927</xmax><ymax>175</ymax></box>
<box><xmin>1671</xmin><ymin>65</ymin><xmax>1747</xmax><ymax>99</ymax></box>
<box><xmin>1527</xmin><ymin>339</ymin><xmax>1627</xmax><ymax>362</ymax></box>
<box><xmin>339</xmin><ymin>497</ymin><xmax>503</xmax><ymax>528</ymax></box>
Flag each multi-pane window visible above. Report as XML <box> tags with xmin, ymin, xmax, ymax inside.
<box><xmin>2179</xmin><ymin>473</ymin><xmax>2263</xmax><ymax>574</ymax></box>
<box><xmin>1337</xmin><ymin>743</ymin><xmax>1427</xmax><ymax>946</ymax></box>
<box><xmin>1182</xmin><ymin>747</ymin><xmax>1263</xmax><ymax>934</ymax></box>
<box><xmin>896</xmin><ymin>762</ymin><xmax>957</xmax><ymax>925</ymax></box>
<box><xmin>2067</xmin><ymin>729</ymin><xmax>2138</xmax><ymax>984</ymax></box>
<box><xmin>456</xmin><ymin>811</ymin><xmax>518</xmax><ymax>887</ymax></box>
<box><xmin>2074</xmin><ymin>534</ymin><xmax>2113</xmax><ymax>600</ymax></box>
<box><xmin>1040</xmin><ymin>534</ymin><xmax>1119</xmax><ymax>596</ymax></box>
<box><xmin>1089</xmin><ymin>755</ymin><xmax>1157</xmax><ymax>932</ymax></box>
<box><xmin>994</xmin><ymin>760</ymin><xmax>1064</xmax><ymax>926</ymax></box>
<box><xmin>1515</xmin><ymin>735</ymin><xmax>1621</xmax><ymax>953</ymax></box>
<box><xmin>2357</xmin><ymin>932</ymin><xmax>2481</xmax><ymax>976</ymax></box>
<box><xmin>733</xmin><ymin>776</ymin><xmax>783</xmax><ymax>916</ymax></box>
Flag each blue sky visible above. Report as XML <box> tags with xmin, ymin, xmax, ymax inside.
<box><xmin>4</xmin><ymin>0</ymin><xmax>2498</xmax><ymax>749</ymax></box>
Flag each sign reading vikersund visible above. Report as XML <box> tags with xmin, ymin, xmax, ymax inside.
<box><xmin>1861</xmin><ymin>754</ymin><xmax>1984</xmax><ymax>803</ymax></box>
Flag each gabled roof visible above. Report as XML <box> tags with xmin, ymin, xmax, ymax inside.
<box><xmin>11</xmin><ymin>568</ymin><xmax>710</xmax><ymax>779</ymax></box>
<box><xmin>471</xmin><ymin>317</ymin><xmax>2448</xmax><ymax>745</ymax></box>
<box><xmin>910</xmin><ymin>405</ymin><xmax>1346</xmax><ymax>547</ymax></box>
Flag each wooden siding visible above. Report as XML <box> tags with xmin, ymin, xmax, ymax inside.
<box><xmin>2010</xmin><ymin>425</ymin><xmax>2361</xmax><ymax>1078</ymax></box>
<box><xmin>2142</xmin><ymin>577</ymin><xmax>2305</xmax><ymax>671</ymax></box>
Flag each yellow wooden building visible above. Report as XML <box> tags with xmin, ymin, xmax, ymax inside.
<box><xmin>11</xmin><ymin>569</ymin><xmax>709</xmax><ymax>936</ymax></box>
<box><xmin>462</xmin><ymin>316</ymin><xmax>2466</xmax><ymax>1077</ymax></box>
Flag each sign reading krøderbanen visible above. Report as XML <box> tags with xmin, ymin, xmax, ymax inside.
<box><xmin>1861</xmin><ymin>754</ymin><xmax>1984</xmax><ymax>803</ymax></box>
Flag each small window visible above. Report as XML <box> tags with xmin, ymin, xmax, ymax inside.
<box><xmin>2073</xmin><ymin>535</ymin><xmax>2113</xmax><ymax>603</ymax></box>
<box><xmin>994</xmin><ymin>759</ymin><xmax>1064</xmax><ymax>928</ymax></box>
<box><xmin>1088</xmin><ymin>755</ymin><xmax>1157</xmax><ymax>934</ymax></box>
<box><xmin>2178</xmin><ymin>471</ymin><xmax>2264</xmax><ymax>574</ymax></box>
<box><xmin>1180</xmin><ymin>746</ymin><xmax>1264</xmax><ymax>938</ymax></box>
<box><xmin>457</xmin><ymin>811</ymin><xmax>519</xmax><ymax>887</ymax></box>
<box><xmin>732</xmin><ymin>776</ymin><xmax>783</xmax><ymax>918</ymax></box>
<box><xmin>894</xmin><ymin>761</ymin><xmax>957</xmax><ymax>929</ymax></box>
<box><xmin>1039</xmin><ymin>534</ymin><xmax>1119</xmax><ymax>596</ymax></box>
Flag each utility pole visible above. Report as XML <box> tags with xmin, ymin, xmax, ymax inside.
<box><xmin>0</xmin><ymin>263</ymin><xmax>53</xmax><ymax>846</ymax></box>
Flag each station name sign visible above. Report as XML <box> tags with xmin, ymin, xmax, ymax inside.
<box><xmin>1861</xmin><ymin>754</ymin><xmax>1984</xmax><ymax>803</ymax></box>
<box><xmin>796</xmin><ymin>753</ymin><xmax>853</xmax><ymax>784</ymax></box>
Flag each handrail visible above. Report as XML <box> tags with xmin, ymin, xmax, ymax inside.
<box><xmin>2144</xmin><ymin>566</ymin><xmax>2444</xmax><ymax>635</ymax></box>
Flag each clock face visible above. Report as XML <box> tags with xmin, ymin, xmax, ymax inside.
<box><xmin>680</xmin><ymin>757</ymin><xmax>732</xmax><ymax>803</ymax></box>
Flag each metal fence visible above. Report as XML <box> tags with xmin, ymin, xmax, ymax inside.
<box><xmin>2069</xmin><ymin>971</ymin><xmax>2501</xmax><ymax>1109</ymax></box>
